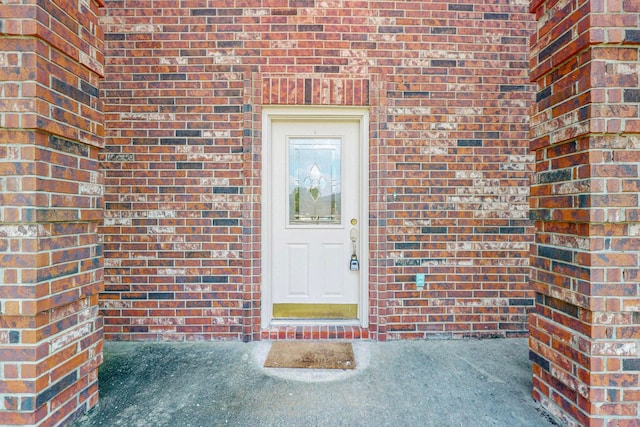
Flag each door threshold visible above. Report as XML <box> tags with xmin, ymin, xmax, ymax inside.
<box><xmin>268</xmin><ymin>319</ymin><xmax>362</xmax><ymax>327</ymax></box>
<box><xmin>273</xmin><ymin>303</ymin><xmax>358</xmax><ymax>319</ymax></box>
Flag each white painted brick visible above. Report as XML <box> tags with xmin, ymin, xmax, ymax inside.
<box><xmin>243</xmin><ymin>8</ymin><xmax>269</xmax><ymax>16</ymax></box>
<box><xmin>158</xmin><ymin>268</ymin><xmax>186</xmax><ymax>275</ymax></box>
<box><xmin>591</xmin><ymin>342</ymin><xmax>637</xmax><ymax>356</ymax></box>
<box><xmin>0</xmin><ymin>225</ymin><xmax>40</xmax><ymax>238</ymax></box>
<box><xmin>159</xmin><ymin>57</ymin><xmax>188</xmax><ymax>65</ymax></box>
<box><xmin>149</xmin><ymin>226</ymin><xmax>175</xmax><ymax>234</ymax></box>
<box><xmin>103</xmin><ymin>218</ymin><xmax>132</xmax><ymax>226</ymax></box>
<box><xmin>50</xmin><ymin>323</ymin><xmax>92</xmax><ymax>353</ymax></box>
<box><xmin>207</xmin><ymin>51</ymin><xmax>242</xmax><ymax>64</ymax></box>
<box><xmin>147</xmin><ymin>210</ymin><xmax>176</xmax><ymax>219</ymax></box>
<box><xmin>101</xmin><ymin>300</ymin><xmax>132</xmax><ymax>309</ymax></box>
<box><xmin>202</xmin><ymin>130</ymin><xmax>231</xmax><ymax>138</ymax></box>
<box><xmin>80</xmin><ymin>183</ymin><xmax>103</xmax><ymax>195</ymax></box>
<box><xmin>120</xmin><ymin>112</ymin><xmax>175</xmax><ymax>121</ymax></box>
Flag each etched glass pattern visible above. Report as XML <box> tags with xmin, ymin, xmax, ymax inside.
<box><xmin>289</xmin><ymin>138</ymin><xmax>341</xmax><ymax>224</ymax></box>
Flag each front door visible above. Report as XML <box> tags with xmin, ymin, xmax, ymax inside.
<box><xmin>268</xmin><ymin>116</ymin><xmax>363</xmax><ymax>320</ymax></box>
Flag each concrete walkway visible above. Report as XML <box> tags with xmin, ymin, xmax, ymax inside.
<box><xmin>74</xmin><ymin>339</ymin><xmax>557</xmax><ymax>427</ymax></box>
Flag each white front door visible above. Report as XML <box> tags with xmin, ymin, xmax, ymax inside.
<box><xmin>266</xmin><ymin>114</ymin><xmax>365</xmax><ymax>321</ymax></box>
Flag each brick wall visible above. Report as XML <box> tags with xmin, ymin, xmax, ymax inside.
<box><xmin>529</xmin><ymin>0</ymin><xmax>640</xmax><ymax>424</ymax></box>
<box><xmin>100</xmin><ymin>0</ymin><xmax>536</xmax><ymax>341</ymax></box>
<box><xmin>0</xmin><ymin>0</ymin><xmax>105</xmax><ymax>425</ymax></box>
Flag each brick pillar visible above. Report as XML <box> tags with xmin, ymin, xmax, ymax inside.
<box><xmin>529</xmin><ymin>0</ymin><xmax>640</xmax><ymax>424</ymax></box>
<box><xmin>0</xmin><ymin>1</ymin><xmax>105</xmax><ymax>425</ymax></box>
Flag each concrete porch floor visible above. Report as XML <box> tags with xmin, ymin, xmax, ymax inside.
<box><xmin>74</xmin><ymin>338</ymin><xmax>557</xmax><ymax>427</ymax></box>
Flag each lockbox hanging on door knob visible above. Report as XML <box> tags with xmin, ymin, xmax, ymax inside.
<box><xmin>350</xmin><ymin>227</ymin><xmax>359</xmax><ymax>271</ymax></box>
<box><xmin>350</xmin><ymin>254</ymin><xmax>360</xmax><ymax>271</ymax></box>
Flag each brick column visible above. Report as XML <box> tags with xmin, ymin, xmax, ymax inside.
<box><xmin>529</xmin><ymin>0</ymin><xmax>640</xmax><ymax>424</ymax></box>
<box><xmin>0</xmin><ymin>1</ymin><xmax>104</xmax><ymax>425</ymax></box>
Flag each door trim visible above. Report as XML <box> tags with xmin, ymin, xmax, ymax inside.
<box><xmin>261</xmin><ymin>106</ymin><xmax>370</xmax><ymax>328</ymax></box>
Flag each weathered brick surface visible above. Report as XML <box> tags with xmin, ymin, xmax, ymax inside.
<box><xmin>0</xmin><ymin>0</ymin><xmax>105</xmax><ymax>425</ymax></box>
<box><xmin>529</xmin><ymin>0</ymin><xmax>640</xmax><ymax>424</ymax></box>
<box><xmin>100</xmin><ymin>1</ymin><xmax>536</xmax><ymax>342</ymax></box>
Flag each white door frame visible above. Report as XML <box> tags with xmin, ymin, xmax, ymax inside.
<box><xmin>261</xmin><ymin>106</ymin><xmax>370</xmax><ymax>328</ymax></box>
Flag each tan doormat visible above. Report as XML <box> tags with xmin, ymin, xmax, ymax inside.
<box><xmin>264</xmin><ymin>341</ymin><xmax>356</xmax><ymax>370</ymax></box>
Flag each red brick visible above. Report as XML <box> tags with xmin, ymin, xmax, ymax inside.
<box><xmin>529</xmin><ymin>0</ymin><xmax>640</xmax><ymax>423</ymax></box>
<box><xmin>99</xmin><ymin>0</ymin><xmax>537</xmax><ymax>344</ymax></box>
<box><xmin>4</xmin><ymin>0</ymin><xmax>638</xmax><ymax>424</ymax></box>
<box><xmin>1</xmin><ymin>0</ymin><xmax>104</xmax><ymax>425</ymax></box>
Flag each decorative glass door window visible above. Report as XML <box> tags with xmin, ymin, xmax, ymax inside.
<box><xmin>289</xmin><ymin>137</ymin><xmax>342</xmax><ymax>224</ymax></box>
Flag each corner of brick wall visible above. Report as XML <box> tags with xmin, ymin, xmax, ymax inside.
<box><xmin>0</xmin><ymin>1</ymin><xmax>105</xmax><ymax>425</ymax></box>
<box><xmin>529</xmin><ymin>0</ymin><xmax>640</xmax><ymax>424</ymax></box>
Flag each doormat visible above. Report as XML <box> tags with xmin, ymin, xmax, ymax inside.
<box><xmin>264</xmin><ymin>341</ymin><xmax>356</xmax><ymax>370</ymax></box>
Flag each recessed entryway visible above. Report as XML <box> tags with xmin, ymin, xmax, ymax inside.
<box><xmin>261</xmin><ymin>107</ymin><xmax>369</xmax><ymax>328</ymax></box>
